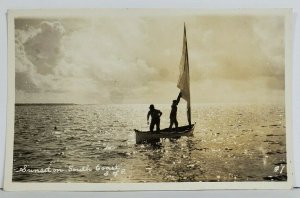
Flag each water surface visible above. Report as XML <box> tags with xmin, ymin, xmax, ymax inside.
<box><xmin>13</xmin><ymin>104</ymin><xmax>287</xmax><ymax>182</ymax></box>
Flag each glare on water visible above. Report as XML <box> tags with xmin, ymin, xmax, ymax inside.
<box><xmin>13</xmin><ymin>103</ymin><xmax>287</xmax><ymax>182</ymax></box>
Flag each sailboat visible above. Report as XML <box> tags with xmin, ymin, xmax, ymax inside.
<box><xmin>134</xmin><ymin>24</ymin><xmax>196</xmax><ymax>144</ymax></box>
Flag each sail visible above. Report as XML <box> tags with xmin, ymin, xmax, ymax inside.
<box><xmin>177</xmin><ymin>24</ymin><xmax>191</xmax><ymax>125</ymax></box>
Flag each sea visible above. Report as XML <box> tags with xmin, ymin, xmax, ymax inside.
<box><xmin>13</xmin><ymin>103</ymin><xmax>287</xmax><ymax>183</ymax></box>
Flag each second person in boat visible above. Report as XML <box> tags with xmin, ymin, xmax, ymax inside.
<box><xmin>147</xmin><ymin>104</ymin><xmax>163</xmax><ymax>132</ymax></box>
<box><xmin>169</xmin><ymin>92</ymin><xmax>182</xmax><ymax>131</ymax></box>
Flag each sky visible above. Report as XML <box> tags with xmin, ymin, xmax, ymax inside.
<box><xmin>14</xmin><ymin>12</ymin><xmax>285</xmax><ymax>104</ymax></box>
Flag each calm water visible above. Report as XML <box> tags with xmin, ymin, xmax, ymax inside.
<box><xmin>13</xmin><ymin>104</ymin><xmax>287</xmax><ymax>182</ymax></box>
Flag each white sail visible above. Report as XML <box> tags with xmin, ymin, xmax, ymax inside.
<box><xmin>177</xmin><ymin>24</ymin><xmax>191</xmax><ymax>125</ymax></box>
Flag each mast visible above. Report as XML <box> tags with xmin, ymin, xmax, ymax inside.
<box><xmin>177</xmin><ymin>23</ymin><xmax>191</xmax><ymax>126</ymax></box>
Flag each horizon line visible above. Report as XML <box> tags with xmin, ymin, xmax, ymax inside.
<box><xmin>15</xmin><ymin>102</ymin><xmax>285</xmax><ymax>105</ymax></box>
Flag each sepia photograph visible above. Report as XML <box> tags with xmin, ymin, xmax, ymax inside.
<box><xmin>4</xmin><ymin>9</ymin><xmax>293</xmax><ymax>190</ymax></box>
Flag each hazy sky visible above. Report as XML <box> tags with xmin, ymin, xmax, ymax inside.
<box><xmin>15</xmin><ymin>13</ymin><xmax>285</xmax><ymax>104</ymax></box>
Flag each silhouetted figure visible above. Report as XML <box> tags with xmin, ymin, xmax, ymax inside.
<box><xmin>169</xmin><ymin>92</ymin><xmax>182</xmax><ymax>130</ymax></box>
<box><xmin>147</xmin><ymin>104</ymin><xmax>163</xmax><ymax>132</ymax></box>
<box><xmin>54</xmin><ymin>126</ymin><xmax>57</xmax><ymax>130</ymax></box>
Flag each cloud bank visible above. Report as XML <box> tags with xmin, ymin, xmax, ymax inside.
<box><xmin>15</xmin><ymin>15</ymin><xmax>285</xmax><ymax>104</ymax></box>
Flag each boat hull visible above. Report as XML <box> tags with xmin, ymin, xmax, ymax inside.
<box><xmin>134</xmin><ymin>123</ymin><xmax>195</xmax><ymax>144</ymax></box>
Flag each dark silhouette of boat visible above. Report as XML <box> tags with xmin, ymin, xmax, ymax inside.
<box><xmin>135</xmin><ymin>23</ymin><xmax>196</xmax><ymax>144</ymax></box>
<box><xmin>135</xmin><ymin>124</ymin><xmax>195</xmax><ymax>144</ymax></box>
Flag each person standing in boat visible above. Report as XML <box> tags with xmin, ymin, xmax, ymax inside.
<box><xmin>147</xmin><ymin>104</ymin><xmax>163</xmax><ymax>132</ymax></box>
<box><xmin>169</xmin><ymin>92</ymin><xmax>182</xmax><ymax>131</ymax></box>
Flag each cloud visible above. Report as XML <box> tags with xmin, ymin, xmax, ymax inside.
<box><xmin>23</xmin><ymin>21</ymin><xmax>65</xmax><ymax>75</ymax></box>
<box><xmin>15</xmin><ymin>18</ymin><xmax>159</xmax><ymax>103</ymax></box>
<box><xmin>51</xmin><ymin>17</ymin><xmax>158</xmax><ymax>103</ymax></box>
<box><xmin>15</xmin><ymin>21</ymin><xmax>66</xmax><ymax>96</ymax></box>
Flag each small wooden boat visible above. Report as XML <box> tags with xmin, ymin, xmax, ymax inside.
<box><xmin>135</xmin><ymin>23</ymin><xmax>195</xmax><ymax>144</ymax></box>
<box><xmin>134</xmin><ymin>124</ymin><xmax>195</xmax><ymax>144</ymax></box>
